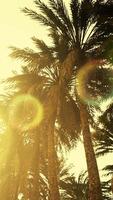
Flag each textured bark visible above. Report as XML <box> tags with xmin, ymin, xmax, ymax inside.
<box><xmin>44</xmin><ymin>84</ymin><xmax>60</xmax><ymax>200</ymax></box>
<box><xmin>79</xmin><ymin>102</ymin><xmax>103</xmax><ymax>200</ymax></box>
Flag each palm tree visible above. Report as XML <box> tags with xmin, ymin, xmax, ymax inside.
<box><xmin>9</xmin><ymin>0</ymin><xmax>113</xmax><ymax>199</ymax></box>
<box><xmin>0</xmin><ymin>87</ymin><xmax>79</xmax><ymax>200</ymax></box>
<box><xmin>8</xmin><ymin>53</ymin><xmax>81</xmax><ymax>200</ymax></box>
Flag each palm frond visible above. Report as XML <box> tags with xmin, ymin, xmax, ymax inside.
<box><xmin>27</xmin><ymin>1</ymin><xmax>70</xmax><ymax>39</ymax></box>
<box><xmin>32</xmin><ymin>37</ymin><xmax>52</xmax><ymax>54</ymax></box>
<box><xmin>79</xmin><ymin>0</ymin><xmax>94</xmax><ymax>45</ymax></box>
<box><xmin>10</xmin><ymin>46</ymin><xmax>40</xmax><ymax>62</ymax></box>
<box><xmin>94</xmin><ymin>128</ymin><xmax>113</xmax><ymax>157</ymax></box>
<box><xmin>6</xmin><ymin>73</ymin><xmax>47</xmax><ymax>96</ymax></box>
<box><xmin>22</xmin><ymin>7</ymin><xmax>55</xmax><ymax>28</ymax></box>
<box><xmin>70</xmin><ymin>0</ymin><xmax>80</xmax><ymax>45</ymax></box>
<box><xmin>48</xmin><ymin>0</ymin><xmax>74</xmax><ymax>40</ymax></box>
<box><xmin>10</xmin><ymin>47</ymin><xmax>53</xmax><ymax>69</ymax></box>
<box><xmin>103</xmin><ymin>165</ymin><xmax>113</xmax><ymax>176</ymax></box>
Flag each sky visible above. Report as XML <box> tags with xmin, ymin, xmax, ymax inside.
<box><xmin>0</xmin><ymin>0</ymin><xmax>49</xmax><ymax>78</ymax></box>
<box><xmin>0</xmin><ymin>0</ymin><xmax>112</xmax><ymax>179</ymax></box>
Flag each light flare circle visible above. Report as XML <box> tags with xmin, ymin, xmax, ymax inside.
<box><xmin>9</xmin><ymin>94</ymin><xmax>43</xmax><ymax>131</ymax></box>
<box><xmin>76</xmin><ymin>60</ymin><xmax>113</xmax><ymax>106</ymax></box>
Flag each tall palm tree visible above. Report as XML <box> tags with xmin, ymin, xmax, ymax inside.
<box><xmin>9</xmin><ymin>0</ymin><xmax>113</xmax><ymax>199</ymax></box>
<box><xmin>8</xmin><ymin>52</ymin><xmax>81</xmax><ymax>200</ymax></box>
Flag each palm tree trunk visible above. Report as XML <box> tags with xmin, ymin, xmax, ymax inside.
<box><xmin>60</xmin><ymin>50</ymin><xmax>102</xmax><ymax>200</ymax></box>
<box><xmin>30</xmin><ymin>132</ymin><xmax>40</xmax><ymax>200</ymax></box>
<box><xmin>47</xmin><ymin>118</ymin><xmax>60</xmax><ymax>200</ymax></box>
<box><xmin>44</xmin><ymin>86</ymin><xmax>60</xmax><ymax>200</ymax></box>
<box><xmin>79</xmin><ymin>102</ymin><xmax>103</xmax><ymax>200</ymax></box>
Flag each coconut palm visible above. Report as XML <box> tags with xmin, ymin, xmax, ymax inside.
<box><xmin>8</xmin><ymin>0</ymin><xmax>113</xmax><ymax>199</ymax></box>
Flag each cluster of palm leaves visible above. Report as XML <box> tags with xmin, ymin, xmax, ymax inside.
<box><xmin>0</xmin><ymin>0</ymin><xmax>113</xmax><ymax>199</ymax></box>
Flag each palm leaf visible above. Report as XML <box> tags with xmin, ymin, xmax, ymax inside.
<box><xmin>22</xmin><ymin>7</ymin><xmax>56</xmax><ymax>28</ymax></box>
<box><xmin>10</xmin><ymin>47</ymin><xmax>53</xmax><ymax>69</ymax></box>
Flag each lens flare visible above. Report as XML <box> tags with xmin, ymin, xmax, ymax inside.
<box><xmin>9</xmin><ymin>94</ymin><xmax>43</xmax><ymax>131</ymax></box>
<box><xmin>76</xmin><ymin>60</ymin><xmax>113</xmax><ymax>106</ymax></box>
